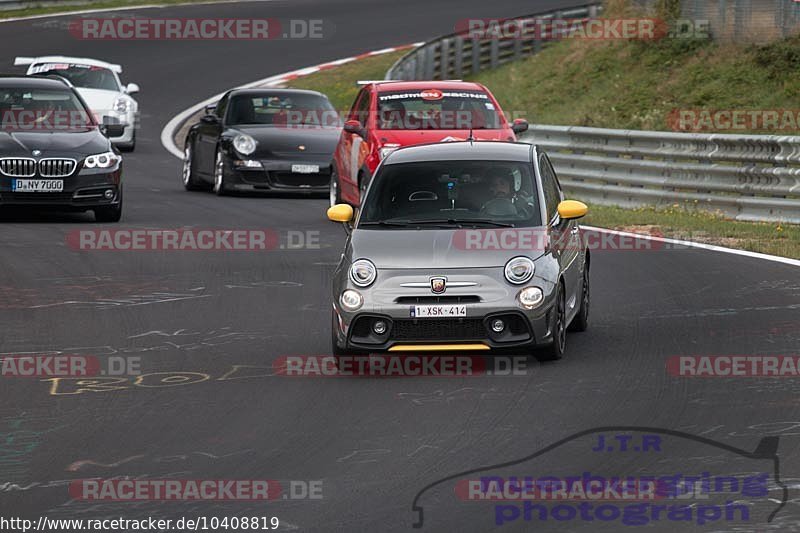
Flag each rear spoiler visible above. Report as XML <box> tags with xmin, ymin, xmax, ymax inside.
<box><xmin>14</xmin><ymin>57</ymin><xmax>123</xmax><ymax>74</ymax></box>
<box><xmin>357</xmin><ymin>79</ymin><xmax>462</xmax><ymax>86</ymax></box>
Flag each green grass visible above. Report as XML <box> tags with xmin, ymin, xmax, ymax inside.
<box><xmin>0</xmin><ymin>0</ymin><xmax>205</xmax><ymax>19</ymax></box>
<box><xmin>287</xmin><ymin>51</ymin><xmax>405</xmax><ymax>111</ymax></box>
<box><xmin>471</xmin><ymin>27</ymin><xmax>800</xmax><ymax>133</ymax></box>
<box><xmin>584</xmin><ymin>204</ymin><xmax>800</xmax><ymax>259</ymax></box>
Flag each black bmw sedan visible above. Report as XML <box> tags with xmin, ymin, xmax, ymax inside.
<box><xmin>0</xmin><ymin>76</ymin><xmax>124</xmax><ymax>222</ymax></box>
<box><xmin>182</xmin><ymin>88</ymin><xmax>341</xmax><ymax>195</ymax></box>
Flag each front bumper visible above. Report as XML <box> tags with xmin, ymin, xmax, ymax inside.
<box><xmin>223</xmin><ymin>157</ymin><xmax>331</xmax><ymax>193</ymax></box>
<box><xmin>0</xmin><ymin>168</ymin><xmax>122</xmax><ymax>209</ymax></box>
<box><xmin>332</xmin><ymin>268</ymin><xmax>558</xmax><ymax>353</ymax></box>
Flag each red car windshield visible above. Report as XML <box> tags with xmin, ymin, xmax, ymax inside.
<box><xmin>376</xmin><ymin>89</ymin><xmax>502</xmax><ymax>130</ymax></box>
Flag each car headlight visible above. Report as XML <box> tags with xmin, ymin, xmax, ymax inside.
<box><xmin>340</xmin><ymin>289</ymin><xmax>364</xmax><ymax>311</ymax></box>
<box><xmin>504</xmin><ymin>256</ymin><xmax>535</xmax><ymax>285</ymax></box>
<box><xmin>378</xmin><ymin>144</ymin><xmax>401</xmax><ymax>160</ymax></box>
<box><xmin>112</xmin><ymin>97</ymin><xmax>129</xmax><ymax>114</ymax></box>
<box><xmin>83</xmin><ymin>151</ymin><xmax>121</xmax><ymax>169</ymax></box>
<box><xmin>349</xmin><ymin>259</ymin><xmax>377</xmax><ymax>287</ymax></box>
<box><xmin>518</xmin><ymin>287</ymin><xmax>544</xmax><ymax>309</ymax></box>
<box><xmin>233</xmin><ymin>134</ymin><xmax>257</xmax><ymax>155</ymax></box>
<box><xmin>233</xmin><ymin>159</ymin><xmax>263</xmax><ymax>169</ymax></box>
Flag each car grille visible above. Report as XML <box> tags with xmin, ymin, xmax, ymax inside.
<box><xmin>391</xmin><ymin>318</ymin><xmax>486</xmax><ymax>341</ymax></box>
<box><xmin>395</xmin><ymin>296</ymin><xmax>481</xmax><ymax>305</ymax></box>
<box><xmin>0</xmin><ymin>158</ymin><xmax>36</xmax><ymax>177</ymax></box>
<box><xmin>39</xmin><ymin>159</ymin><xmax>76</xmax><ymax>178</ymax></box>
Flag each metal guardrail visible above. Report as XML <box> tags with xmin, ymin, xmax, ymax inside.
<box><xmin>387</xmin><ymin>4</ymin><xmax>800</xmax><ymax>223</ymax></box>
<box><xmin>521</xmin><ymin>125</ymin><xmax>800</xmax><ymax>224</ymax></box>
<box><xmin>0</xmin><ymin>0</ymin><xmax>88</xmax><ymax>11</ymax></box>
<box><xmin>385</xmin><ymin>3</ymin><xmax>603</xmax><ymax>81</ymax></box>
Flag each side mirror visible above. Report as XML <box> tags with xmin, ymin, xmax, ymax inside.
<box><xmin>205</xmin><ymin>103</ymin><xmax>217</xmax><ymax>115</ymax></box>
<box><xmin>511</xmin><ymin>118</ymin><xmax>529</xmax><ymax>135</ymax></box>
<box><xmin>100</xmin><ymin>116</ymin><xmax>125</xmax><ymax>138</ymax></box>
<box><xmin>201</xmin><ymin>114</ymin><xmax>219</xmax><ymax>125</ymax></box>
<box><xmin>125</xmin><ymin>83</ymin><xmax>140</xmax><ymax>95</ymax></box>
<box><xmin>557</xmin><ymin>200</ymin><xmax>588</xmax><ymax>220</ymax></box>
<box><xmin>343</xmin><ymin>119</ymin><xmax>365</xmax><ymax>138</ymax></box>
<box><xmin>327</xmin><ymin>203</ymin><xmax>354</xmax><ymax>223</ymax></box>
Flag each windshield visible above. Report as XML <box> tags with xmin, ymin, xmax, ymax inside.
<box><xmin>227</xmin><ymin>93</ymin><xmax>339</xmax><ymax>127</ymax></box>
<box><xmin>0</xmin><ymin>87</ymin><xmax>93</xmax><ymax>130</ymax></box>
<box><xmin>359</xmin><ymin>160</ymin><xmax>541</xmax><ymax>228</ymax></box>
<box><xmin>30</xmin><ymin>63</ymin><xmax>120</xmax><ymax>91</ymax></box>
<box><xmin>377</xmin><ymin>89</ymin><xmax>502</xmax><ymax>130</ymax></box>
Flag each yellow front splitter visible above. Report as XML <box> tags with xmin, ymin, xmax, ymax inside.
<box><xmin>388</xmin><ymin>343</ymin><xmax>490</xmax><ymax>352</ymax></box>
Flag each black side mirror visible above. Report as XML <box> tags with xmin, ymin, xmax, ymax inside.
<box><xmin>201</xmin><ymin>114</ymin><xmax>220</xmax><ymax>125</ymax></box>
<box><xmin>512</xmin><ymin>119</ymin><xmax>529</xmax><ymax>135</ymax></box>
<box><xmin>100</xmin><ymin>116</ymin><xmax>125</xmax><ymax>137</ymax></box>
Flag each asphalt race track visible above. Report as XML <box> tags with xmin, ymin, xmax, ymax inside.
<box><xmin>1</xmin><ymin>1</ymin><xmax>799</xmax><ymax>531</ymax></box>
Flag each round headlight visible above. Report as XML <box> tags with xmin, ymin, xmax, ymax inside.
<box><xmin>518</xmin><ymin>287</ymin><xmax>544</xmax><ymax>309</ymax></box>
<box><xmin>233</xmin><ymin>134</ymin><xmax>257</xmax><ymax>155</ymax></box>
<box><xmin>340</xmin><ymin>289</ymin><xmax>363</xmax><ymax>311</ymax></box>
<box><xmin>504</xmin><ymin>256</ymin><xmax>535</xmax><ymax>285</ymax></box>
<box><xmin>349</xmin><ymin>259</ymin><xmax>377</xmax><ymax>287</ymax></box>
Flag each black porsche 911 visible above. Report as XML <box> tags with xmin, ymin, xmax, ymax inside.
<box><xmin>182</xmin><ymin>88</ymin><xmax>341</xmax><ymax>195</ymax></box>
<box><xmin>0</xmin><ymin>76</ymin><xmax>125</xmax><ymax>221</ymax></box>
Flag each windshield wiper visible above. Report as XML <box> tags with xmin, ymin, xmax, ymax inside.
<box><xmin>407</xmin><ymin>218</ymin><xmax>516</xmax><ymax>228</ymax></box>
<box><xmin>359</xmin><ymin>220</ymin><xmax>416</xmax><ymax>227</ymax></box>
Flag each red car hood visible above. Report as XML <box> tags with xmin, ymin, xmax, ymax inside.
<box><xmin>375</xmin><ymin>129</ymin><xmax>514</xmax><ymax>146</ymax></box>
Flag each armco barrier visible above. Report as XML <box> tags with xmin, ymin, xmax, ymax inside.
<box><xmin>385</xmin><ymin>4</ymin><xmax>603</xmax><ymax>81</ymax></box>
<box><xmin>386</xmin><ymin>4</ymin><xmax>800</xmax><ymax>223</ymax></box>
<box><xmin>521</xmin><ymin>125</ymin><xmax>800</xmax><ymax>224</ymax></box>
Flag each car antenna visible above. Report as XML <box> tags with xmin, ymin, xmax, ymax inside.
<box><xmin>467</xmin><ymin>127</ymin><xmax>475</xmax><ymax>144</ymax></box>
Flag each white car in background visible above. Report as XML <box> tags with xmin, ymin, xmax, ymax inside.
<box><xmin>14</xmin><ymin>55</ymin><xmax>140</xmax><ymax>151</ymax></box>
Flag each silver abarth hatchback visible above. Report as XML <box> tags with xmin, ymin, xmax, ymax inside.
<box><xmin>327</xmin><ymin>141</ymin><xmax>590</xmax><ymax>362</ymax></box>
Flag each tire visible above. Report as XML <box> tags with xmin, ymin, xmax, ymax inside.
<box><xmin>93</xmin><ymin>187</ymin><xmax>123</xmax><ymax>223</ymax></box>
<box><xmin>331</xmin><ymin>311</ymin><xmax>348</xmax><ymax>371</ymax></box>
<box><xmin>329</xmin><ymin>167</ymin><xmax>342</xmax><ymax>207</ymax></box>
<box><xmin>569</xmin><ymin>261</ymin><xmax>590</xmax><ymax>332</ymax></box>
<box><xmin>182</xmin><ymin>141</ymin><xmax>205</xmax><ymax>191</ymax></box>
<box><xmin>212</xmin><ymin>148</ymin><xmax>227</xmax><ymax>196</ymax></box>
<box><xmin>117</xmin><ymin>129</ymin><xmax>136</xmax><ymax>152</ymax></box>
<box><xmin>537</xmin><ymin>282</ymin><xmax>566</xmax><ymax>361</ymax></box>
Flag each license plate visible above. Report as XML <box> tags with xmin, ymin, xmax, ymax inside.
<box><xmin>291</xmin><ymin>164</ymin><xmax>319</xmax><ymax>174</ymax></box>
<box><xmin>12</xmin><ymin>179</ymin><xmax>64</xmax><ymax>192</ymax></box>
<box><xmin>411</xmin><ymin>304</ymin><xmax>467</xmax><ymax>318</ymax></box>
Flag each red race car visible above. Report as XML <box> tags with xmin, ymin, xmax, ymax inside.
<box><xmin>330</xmin><ymin>80</ymin><xmax>528</xmax><ymax>206</ymax></box>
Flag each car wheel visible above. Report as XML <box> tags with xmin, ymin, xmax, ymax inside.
<box><xmin>569</xmin><ymin>262</ymin><xmax>590</xmax><ymax>332</ymax></box>
<box><xmin>94</xmin><ymin>187</ymin><xmax>123</xmax><ymax>223</ymax></box>
<box><xmin>538</xmin><ymin>283</ymin><xmax>566</xmax><ymax>361</ymax></box>
<box><xmin>329</xmin><ymin>167</ymin><xmax>342</xmax><ymax>207</ymax></box>
<box><xmin>212</xmin><ymin>148</ymin><xmax>227</xmax><ymax>196</ymax></box>
<box><xmin>117</xmin><ymin>130</ymin><xmax>135</xmax><ymax>152</ymax></box>
<box><xmin>331</xmin><ymin>311</ymin><xmax>347</xmax><ymax>370</ymax></box>
<box><xmin>182</xmin><ymin>142</ymin><xmax>205</xmax><ymax>191</ymax></box>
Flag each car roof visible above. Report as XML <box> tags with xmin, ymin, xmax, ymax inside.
<box><xmin>229</xmin><ymin>88</ymin><xmax>328</xmax><ymax>98</ymax></box>
<box><xmin>384</xmin><ymin>141</ymin><xmax>533</xmax><ymax>163</ymax></box>
<box><xmin>372</xmin><ymin>80</ymin><xmax>487</xmax><ymax>93</ymax></box>
<box><xmin>15</xmin><ymin>56</ymin><xmax>123</xmax><ymax>73</ymax></box>
<box><xmin>0</xmin><ymin>75</ymin><xmax>73</xmax><ymax>90</ymax></box>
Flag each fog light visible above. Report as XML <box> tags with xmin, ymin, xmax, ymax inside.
<box><xmin>340</xmin><ymin>289</ymin><xmax>363</xmax><ymax>311</ymax></box>
<box><xmin>373</xmin><ymin>320</ymin><xmax>387</xmax><ymax>335</ymax></box>
<box><xmin>491</xmin><ymin>319</ymin><xmax>505</xmax><ymax>333</ymax></box>
<box><xmin>518</xmin><ymin>287</ymin><xmax>544</xmax><ymax>309</ymax></box>
<box><xmin>104</xmin><ymin>189</ymin><xmax>114</xmax><ymax>199</ymax></box>
<box><xmin>234</xmin><ymin>159</ymin><xmax>263</xmax><ymax>169</ymax></box>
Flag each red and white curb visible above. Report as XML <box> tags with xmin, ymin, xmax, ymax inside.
<box><xmin>160</xmin><ymin>43</ymin><xmax>422</xmax><ymax>159</ymax></box>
